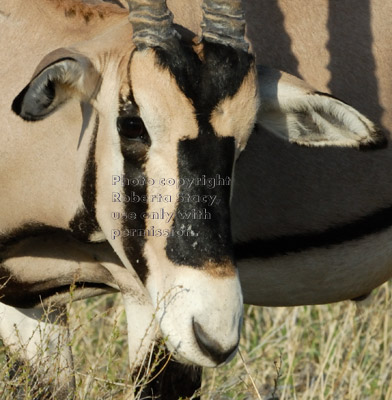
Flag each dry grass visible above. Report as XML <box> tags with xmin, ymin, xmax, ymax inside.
<box><xmin>1</xmin><ymin>281</ymin><xmax>392</xmax><ymax>399</ymax></box>
<box><xmin>204</xmin><ymin>282</ymin><xmax>392</xmax><ymax>400</ymax></box>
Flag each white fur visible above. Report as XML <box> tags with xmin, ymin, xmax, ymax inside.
<box><xmin>0</xmin><ymin>303</ymin><xmax>75</xmax><ymax>395</ymax></box>
<box><xmin>145</xmin><ymin>262</ymin><xmax>243</xmax><ymax>367</ymax></box>
<box><xmin>257</xmin><ymin>67</ymin><xmax>380</xmax><ymax>148</ymax></box>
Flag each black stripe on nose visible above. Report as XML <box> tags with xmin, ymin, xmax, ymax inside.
<box><xmin>166</xmin><ymin>135</ymin><xmax>235</xmax><ymax>267</ymax></box>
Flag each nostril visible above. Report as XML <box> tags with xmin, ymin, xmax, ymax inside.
<box><xmin>192</xmin><ymin>318</ymin><xmax>238</xmax><ymax>365</ymax></box>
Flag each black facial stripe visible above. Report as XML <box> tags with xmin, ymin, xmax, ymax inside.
<box><xmin>0</xmin><ymin>226</ymin><xmax>116</xmax><ymax>308</ymax></box>
<box><xmin>0</xmin><ymin>279</ymin><xmax>113</xmax><ymax>309</ymax></box>
<box><xmin>234</xmin><ymin>203</ymin><xmax>392</xmax><ymax>260</ymax></box>
<box><xmin>153</xmin><ymin>41</ymin><xmax>253</xmax><ymax>267</ymax></box>
<box><xmin>122</xmin><ymin>41</ymin><xmax>254</xmax><ymax>272</ymax></box>
<box><xmin>0</xmin><ymin>223</ymin><xmax>65</xmax><ymax>262</ymax></box>
<box><xmin>198</xmin><ymin>42</ymin><xmax>254</xmax><ymax>108</ymax></box>
<box><xmin>69</xmin><ymin>115</ymin><xmax>101</xmax><ymax>241</ymax></box>
<box><xmin>121</xmin><ymin>139</ymin><xmax>149</xmax><ymax>283</ymax></box>
<box><xmin>166</xmin><ymin>135</ymin><xmax>235</xmax><ymax>266</ymax></box>
<box><xmin>123</xmin><ymin>50</ymin><xmax>137</xmax><ymax>107</ymax></box>
<box><xmin>118</xmin><ymin>71</ymin><xmax>150</xmax><ymax>283</ymax></box>
<box><xmin>155</xmin><ymin>41</ymin><xmax>254</xmax><ymax>113</ymax></box>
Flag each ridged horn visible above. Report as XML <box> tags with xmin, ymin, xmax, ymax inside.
<box><xmin>127</xmin><ymin>0</ymin><xmax>178</xmax><ymax>50</ymax></box>
<box><xmin>201</xmin><ymin>0</ymin><xmax>248</xmax><ymax>52</ymax></box>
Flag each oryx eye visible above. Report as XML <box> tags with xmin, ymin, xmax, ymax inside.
<box><xmin>117</xmin><ymin>116</ymin><xmax>149</xmax><ymax>143</ymax></box>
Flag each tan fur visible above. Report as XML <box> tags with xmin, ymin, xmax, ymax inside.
<box><xmin>229</xmin><ymin>1</ymin><xmax>392</xmax><ymax>306</ymax></box>
<box><xmin>201</xmin><ymin>260</ymin><xmax>236</xmax><ymax>278</ymax></box>
<box><xmin>130</xmin><ymin>49</ymin><xmax>198</xmax><ymax>239</ymax></box>
<box><xmin>210</xmin><ymin>67</ymin><xmax>259</xmax><ymax>150</ymax></box>
<box><xmin>0</xmin><ymin>0</ymin><xmax>251</xmax><ymax>378</ymax></box>
<box><xmin>0</xmin><ymin>0</ymin><xmax>131</xmax><ymax>233</ymax></box>
<box><xmin>165</xmin><ymin>0</ymin><xmax>391</xmax><ymax>133</ymax></box>
<box><xmin>243</xmin><ymin>0</ymin><xmax>392</xmax><ymax>132</ymax></box>
<box><xmin>167</xmin><ymin>0</ymin><xmax>203</xmax><ymax>37</ymax></box>
<box><xmin>128</xmin><ymin>49</ymin><xmax>243</xmax><ymax>364</ymax></box>
<box><xmin>52</xmin><ymin>0</ymin><xmax>126</xmax><ymax>21</ymax></box>
<box><xmin>4</xmin><ymin>0</ymin><xmax>391</xmax><ymax>391</ymax></box>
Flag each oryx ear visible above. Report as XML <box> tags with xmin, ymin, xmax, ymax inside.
<box><xmin>12</xmin><ymin>48</ymin><xmax>100</xmax><ymax>121</ymax></box>
<box><xmin>257</xmin><ymin>66</ymin><xmax>387</xmax><ymax>149</ymax></box>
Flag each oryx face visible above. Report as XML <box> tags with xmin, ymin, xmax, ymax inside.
<box><xmin>120</xmin><ymin>41</ymin><xmax>258</xmax><ymax>366</ymax></box>
<box><xmin>107</xmin><ymin>0</ymin><xmax>258</xmax><ymax>365</ymax></box>
<box><xmin>11</xmin><ymin>0</ymin><xmax>258</xmax><ymax>367</ymax></box>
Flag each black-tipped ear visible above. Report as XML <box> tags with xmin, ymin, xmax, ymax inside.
<box><xmin>358</xmin><ymin>128</ymin><xmax>388</xmax><ymax>151</ymax></box>
<box><xmin>12</xmin><ymin>79</ymin><xmax>56</xmax><ymax>121</ymax></box>
<box><xmin>12</xmin><ymin>84</ymin><xmax>31</xmax><ymax>118</ymax></box>
<box><xmin>12</xmin><ymin>49</ymin><xmax>100</xmax><ymax>122</ymax></box>
<box><xmin>257</xmin><ymin>66</ymin><xmax>387</xmax><ymax>150</ymax></box>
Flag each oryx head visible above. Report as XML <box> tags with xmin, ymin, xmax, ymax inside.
<box><xmin>12</xmin><ymin>0</ymin><xmax>258</xmax><ymax>367</ymax></box>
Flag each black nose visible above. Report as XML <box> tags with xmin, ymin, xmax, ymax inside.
<box><xmin>192</xmin><ymin>319</ymin><xmax>238</xmax><ymax>365</ymax></box>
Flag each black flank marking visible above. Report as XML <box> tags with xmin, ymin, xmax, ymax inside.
<box><xmin>234</xmin><ymin>203</ymin><xmax>392</xmax><ymax>260</ymax></box>
<box><xmin>69</xmin><ymin>115</ymin><xmax>101</xmax><ymax>241</ymax></box>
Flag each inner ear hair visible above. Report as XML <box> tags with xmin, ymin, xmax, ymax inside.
<box><xmin>256</xmin><ymin>66</ymin><xmax>387</xmax><ymax>150</ymax></box>
<box><xmin>12</xmin><ymin>49</ymin><xmax>100</xmax><ymax>122</ymax></box>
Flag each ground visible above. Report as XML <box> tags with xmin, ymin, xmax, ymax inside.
<box><xmin>1</xmin><ymin>281</ymin><xmax>392</xmax><ymax>399</ymax></box>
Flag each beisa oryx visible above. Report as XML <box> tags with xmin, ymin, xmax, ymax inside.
<box><xmin>0</xmin><ymin>0</ymin><xmax>388</xmax><ymax>398</ymax></box>
<box><xmin>231</xmin><ymin>0</ymin><xmax>392</xmax><ymax>307</ymax></box>
<box><xmin>1</xmin><ymin>0</ymin><xmax>257</xmax><ymax>396</ymax></box>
